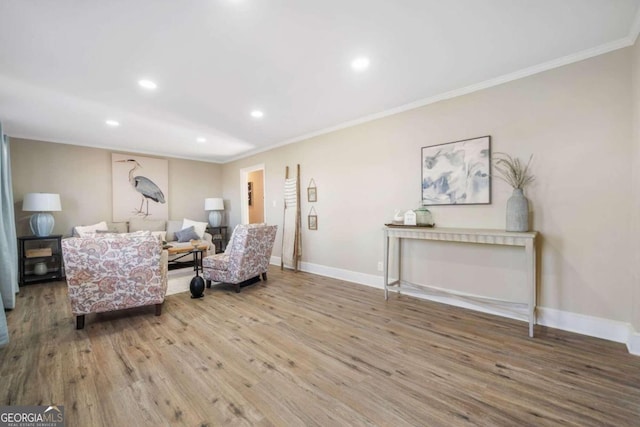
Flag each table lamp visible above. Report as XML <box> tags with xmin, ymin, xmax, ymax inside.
<box><xmin>22</xmin><ymin>193</ymin><xmax>62</xmax><ymax>237</ymax></box>
<box><xmin>204</xmin><ymin>197</ymin><xmax>224</xmax><ymax>227</ymax></box>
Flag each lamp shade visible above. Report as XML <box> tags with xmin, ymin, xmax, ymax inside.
<box><xmin>22</xmin><ymin>193</ymin><xmax>62</xmax><ymax>212</ymax></box>
<box><xmin>204</xmin><ymin>198</ymin><xmax>224</xmax><ymax>211</ymax></box>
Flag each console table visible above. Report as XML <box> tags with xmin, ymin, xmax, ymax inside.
<box><xmin>383</xmin><ymin>226</ymin><xmax>538</xmax><ymax>337</ymax></box>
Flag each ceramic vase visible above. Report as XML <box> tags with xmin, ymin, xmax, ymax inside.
<box><xmin>34</xmin><ymin>262</ymin><xmax>48</xmax><ymax>276</ymax></box>
<box><xmin>190</xmin><ymin>275</ymin><xmax>205</xmax><ymax>299</ymax></box>
<box><xmin>506</xmin><ymin>188</ymin><xmax>529</xmax><ymax>232</ymax></box>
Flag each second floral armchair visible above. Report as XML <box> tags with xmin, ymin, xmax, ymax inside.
<box><xmin>202</xmin><ymin>224</ymin><xmax>277</xmax><ymax>293</ymax></box>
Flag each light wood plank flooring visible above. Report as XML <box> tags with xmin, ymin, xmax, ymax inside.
<box><xmin>1</xmin><ymin>266</ymin><xmax>640</xmax><ymax>426</ymax></box>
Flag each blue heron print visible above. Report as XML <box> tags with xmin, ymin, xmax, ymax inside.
<box><xmin>117</xmin><ymin>159</ymin><xmax>166</xmax><ymax>216</ymax></box>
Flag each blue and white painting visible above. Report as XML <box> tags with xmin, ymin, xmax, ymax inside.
<box><xmin>421</xmin><ymin>136</ymin><xmax>491</xmax><ymax>205</ymax></box>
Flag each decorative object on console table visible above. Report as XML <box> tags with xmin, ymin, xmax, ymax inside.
<box><xmin>492</xmin><ymin>152</ymin><xmax>535</xmax><ymax>232</ymax></box>
<box><xmin>22</xmin><ymin>193</ymin><xmax>62</xmax><ymax>237</ymax></box>
<box><xmin>403</xmin><ymin>210</ymin><xmax>417</xmax><ymax>226</ymax></box>
<box><xmin>421</xmin><ymin>136</ymin><xmax>491</xmax><ymax>205</ymax></box>
<box><xmin>18</xmin><ymin>235</ymin><xmax>65</xmax><ymax>286</ymax></box>
<box><xmin>204</xmin><ymin>197</ymin><xmax>224</xmax><ymax>227</ymax></box>
<box><xmin>392</xmin><ymin>210</ymin><xmax>404</xmax><ymax>225</ymax></box>
<box><xmin>414</xmin><ymin>204</ymin><xmax>435</xmax><ymax>226</ymax></box>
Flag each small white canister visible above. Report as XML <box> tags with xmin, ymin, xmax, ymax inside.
<box><xmin>403</xmin><ymin>210</ymin><xmax>417</xmax><ymax>226</ymax></box>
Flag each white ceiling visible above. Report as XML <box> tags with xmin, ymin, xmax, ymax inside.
<box><xmin>1</xmin><ymin>1</ymin><xmax>639</xmax><ymax>163</ymax></box>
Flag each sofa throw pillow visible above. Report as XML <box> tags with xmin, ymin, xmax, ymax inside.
<box><xmin>182</xmin><ymin>218</ymin><xmax>207</xmax><ymax>239</ymax></box>
<box><xmin>74</xmin><ymin>221</ymin><xmax>108</xmax><ymax>237</ymax></box>
<box><xmin>175</xmin><ymin>226</ymin><xmax>200</xmax><ymax>243</ymax></box>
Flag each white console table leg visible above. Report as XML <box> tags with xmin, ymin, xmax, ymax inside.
<box><xmin>384</xmin><ymin>232</ymin><xmax>390</xmax><ymax>300</ymax></box>
<box><xmin>526</xmin><ymin>239</ymin><xmax>536</xmax><ymax>338</ymax></box>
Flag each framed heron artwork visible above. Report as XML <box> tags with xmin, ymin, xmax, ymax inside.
<box><xmin>112</xmin><ymin>153</ymin><xmax>169</xmax><ymax>221</ymax></box>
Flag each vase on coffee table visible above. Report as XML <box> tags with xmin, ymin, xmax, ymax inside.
<box><xmin>190</xmin><ymin>249</ymin><xmax>205</xmax><ymax>298</ymax></box>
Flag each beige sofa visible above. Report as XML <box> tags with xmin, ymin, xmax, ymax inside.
<box><xmin>73</xmin><ymin>218</ymin><xmax>214</xmax><ymax>265</ymax></box>
<box><xmin>128</xmin><ymin>218</ymin><xmax>213</xmax><ymax>263</ymax></box>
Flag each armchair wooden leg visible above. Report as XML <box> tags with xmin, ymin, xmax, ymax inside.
<box><xmin>155</xmin><ymin>303</ymin><xmax>162</xmax><ymax>316</ymax></box>
<box><xmin>206</xmin><ymin>280</ymin><xmax>212</xmax><ymax>288</ymax></box>
<box><xmin>235</xmin><ymin>283</ymin><xmax>241</xmax><ymax>293</ymax></box>
<box><xmin>261</xmin><ymin>272</ymin><xmax>268</xmax><ymax>281</ymax></box>
<box><xmin>76</xmin><ymin>315</ymin><xmax>85</xmax><ymax>330</ymax></box>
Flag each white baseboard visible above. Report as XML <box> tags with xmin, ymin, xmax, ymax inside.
<box><xmin>628</xmin><ymin>329</ymin><xmax>640</xmax><ymax>356</ymax></box>
<box><xmin>271</xmin><ymin>256</ymin><xmax>384</xmax><ymax>287</ymax></box>
<box><xmin>269</xmin><ymin>256</ymin><xmax>639</xmax><ymax>356</ymax></box>
<box><xmin>537</xmin><ymin>307</ymin><xmax>631</xmax><ymax>343</ymax></box>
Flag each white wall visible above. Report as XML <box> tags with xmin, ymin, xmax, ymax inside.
<box><xmin>222</xmin><ymin>47</ymin><xmax>635</xmax><ymax>330</ymax></box>
<box><xmin>11</xmin><ymin>138</ymin><xmax>223</xmax><ymax>236</ymax></box>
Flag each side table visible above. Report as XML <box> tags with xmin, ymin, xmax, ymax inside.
<box><xmin>206</xmin><ymin>226</ymin><xmax>228</xmax><ymax>253</ymax></box>
<box><xmin>18</xmin><ymin>235</ymin><xmax>65</xmax><ymax>286</ymax></box>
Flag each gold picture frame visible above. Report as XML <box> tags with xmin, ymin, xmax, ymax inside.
<box><xmin>308</xmin><ymin>215</ymin><xmax>317</xmax><ymax>230</ymax></box>
<box><xmin>308</xmin><ymin>206</ymin><xmax>317</xmax><ymax>230</ymax></box>
<box><xmin>307</xmin><ymin>178</ymin><xmax>317</xmax><ymax>202</ymax></box>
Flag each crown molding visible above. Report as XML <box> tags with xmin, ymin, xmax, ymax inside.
<box><xmin>225</xmin><ymin>34</ymin><xmax>637</xmax><ymax>164</ymax></box>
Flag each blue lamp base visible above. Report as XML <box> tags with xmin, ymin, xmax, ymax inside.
<box><xmin>30</xmin><ymin>212</ymin><xmax>55</xmax><ymax>237</ymax></box>
<box><xmin>208</xmin><ymin>211</ymin><xmax>222</xmax><ymax>227</ymax></box>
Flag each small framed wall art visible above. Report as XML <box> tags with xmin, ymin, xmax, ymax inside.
<box><xmin>307</xmin><ymin>178</ymin><xmax>317</xmax><ymax>202</ymax></box>
<box><xmin>421</xmin><ymin>135</ymin><xmax>491</xmax><ymax>205</ymax></box>
<box><xmin>308</xmin><ymin>206</ymin><xmax>318</xmax><ymax>230</ymax></box>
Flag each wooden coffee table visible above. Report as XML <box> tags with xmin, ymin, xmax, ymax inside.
<box><xmin>165</xmin><ymin>242</ymin><xmax>209</xmax><ymax>256</ymax></box>
<box><xmin>165</xmin><ymin>242</ymin><xmax>208</xmax><ymax>271</ymax></box>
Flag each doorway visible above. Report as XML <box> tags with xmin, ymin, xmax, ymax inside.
<box><xmin>240</xmin><ymin>164</ymin><xmax>265</xmax><ymax>224</ymax></box>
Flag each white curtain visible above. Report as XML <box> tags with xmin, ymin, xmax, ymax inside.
<box><xmin>0</xmin><ymin>122</ymin><xmax>18</xmax><ymax>346</ymax></box>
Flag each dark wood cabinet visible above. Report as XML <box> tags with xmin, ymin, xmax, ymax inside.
<box><xmin>18</xmin><ymin>235</ymin><xmax>65</xmax><ymax>286</ymax></box>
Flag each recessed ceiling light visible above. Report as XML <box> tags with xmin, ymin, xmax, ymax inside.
<box><xmin>251</xmin><ymin>110</ymin><xmax>264</xmax><ymax>118</ymax></box>
<box><xmin>196</xmin><ymin>137</ymin><xmax>206</xmax><ymax>143</ymax></box>
<box><xmin>351</xmin><ymin>57</ymin><xmax>370</xmax><ymax>71</ymax></box>
<box><xmin>105</xmin><ymin>119</ymin><xmax>120</xmax><ymax>127</ymax></box>
<box><xmin>138</xmin><ymin>79</ymin><xmax>157</xmax><ymax>90</ymax></box>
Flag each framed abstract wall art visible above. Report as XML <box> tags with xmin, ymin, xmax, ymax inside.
<box><xmin>421</xmin><ymin>136</ymin><xmax>491</xmax><ymax>205</ymax></box>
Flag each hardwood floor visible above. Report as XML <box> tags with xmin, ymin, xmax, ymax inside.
<box><xmin>1</xmin><ymin>266</ymin><xmax>640</xmax><ymax>426</ymax></box>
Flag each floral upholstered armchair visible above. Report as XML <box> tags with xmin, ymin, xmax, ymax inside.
<box><xmin>203</xmin><ymin>224</ymin><xmax>277</xmax><ymax>293</ymax></box>
<box><xmin>61</xmin><ymin>232</ymin><xmax>168</xmax><ymax>329</ymax></box>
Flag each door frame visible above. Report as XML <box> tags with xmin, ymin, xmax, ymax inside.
<box><xmin>240</xmin><ymin>163</ymin><xmax>266</xmax><ymax>225</ymax></box>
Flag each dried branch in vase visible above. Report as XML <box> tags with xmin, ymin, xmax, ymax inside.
<box><xmin>492</xmin><ymin>152</ymin><xmax>535</xmax><ymax>190</ymax></box>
